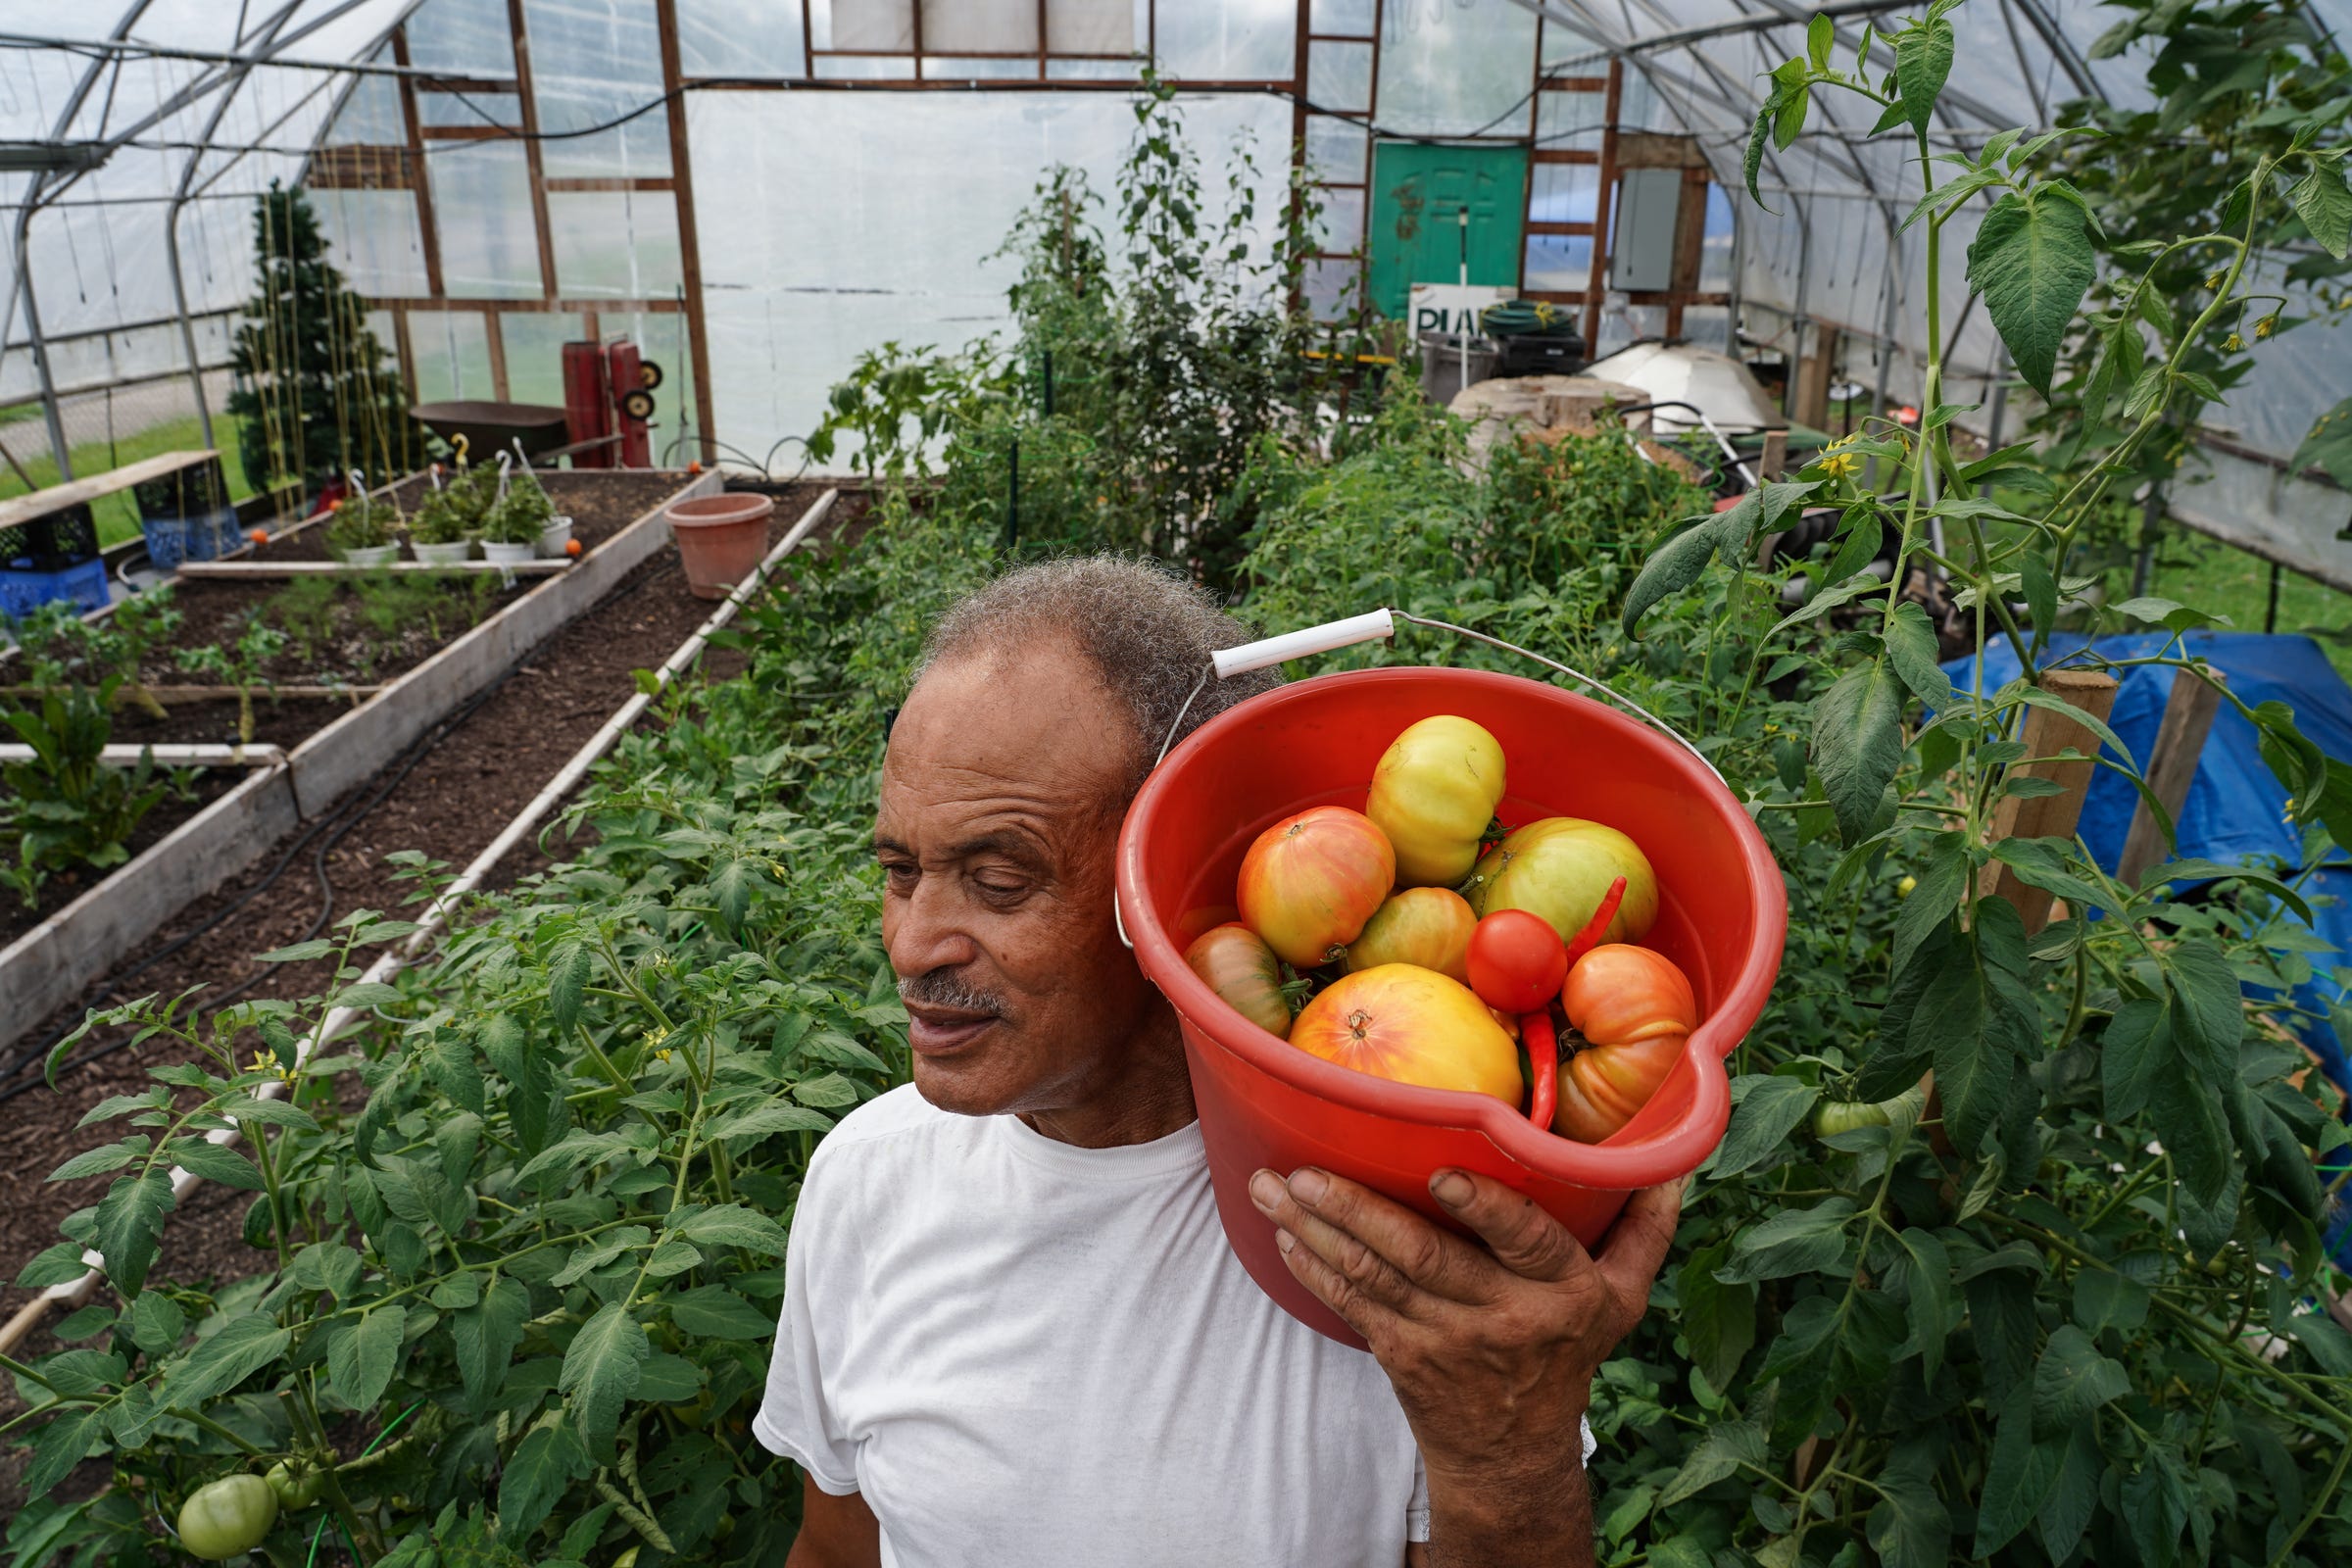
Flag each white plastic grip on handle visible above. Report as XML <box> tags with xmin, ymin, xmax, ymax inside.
<box><xmin>1211</xmin><ymin>609</ymin><xmax>1395</xmax><ymax>679</ymax></box>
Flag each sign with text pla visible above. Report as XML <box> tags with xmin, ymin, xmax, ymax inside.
<box><xmin>1408</xmin><ymin>283</ymin><xmax>1508</xmax><ymax>337</ymax></box>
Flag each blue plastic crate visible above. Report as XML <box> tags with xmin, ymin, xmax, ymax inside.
<box><xmin>142</xmin><ymin>507</ymin><xmax>242</xmax><ymax>569</ymax></box>
<box><xmin>0</xmin><ymin>554</ymin><xmax>109</xmax><ymax>619</ymax></box>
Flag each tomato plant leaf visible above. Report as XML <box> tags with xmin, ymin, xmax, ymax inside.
<box><xmin>1894</xmin><ymin>19</ymin><xmax>1954</xmax><ymax>137</ymax></box>
<box><xmin>1718</xmin><ymin>1196</ymin><xmax>1857</xmax><ymax>1284</ymax></box>
<box><xmin>17</xmin><ymin>1241</ymin><xmax>92</xmax><ymax>1291</ymax></box>
<box><xmin>1864</xmin><ymin>1439</ymin><xmax>1951</xmax><ymax>1568</ymax></box>
<box><xmin>709</xmin><ymin>1102</ymin><xmax>835</xmax><ymax>1143</ymax></box>
<box><xmin>164</xmin><ymin>1313</ymin><xmax>290</xmax><ymax>1408</ymax></box>
<box><xmin>2291</xmin><ymin>164</ymin><xmax>2352</xmax><ymax>259</ymax></box>
<box><xmin>163</xmin><ymin>1138</ymin><xmax>264</xmax><ymax>1192</ymax></box>
<box><xmin>669</xmin><ymin>1202</ymin><xmax>792</xmax><ymax>1255</ymax></box>
<box><xmin>548</xmin><ymin>940</ymin><xmax>593</xmax><ymax>1034</ymax></box>
<box><xmin>46</xmin><ymin>1137</ymin><xmax>148</xmax><ymax>1183</ymax></box>
<box><xmin>91</xmin><ymin>1169</ymin><xmax>173</xmax><ymax>1298</ymax></box>
<box><xmin>2099</xmin><ymin>994</ymin><xmax>2167</xmax><ymax>1122</ymax></box>
<box><xmin>1676</xmin><ymin>1243</ymin><xmax>1756</xmax><ymax>1389</ymax></box>
<box><xmin>1909</xmin><ymin>898</ymin><xmax>2038</xmax><ymax>1154</ymax></box>
<box><xmin>329</xmin><ymin>1304</ymin><xmax>405</xmax><ymax>1414</ymax></box>
<box><xmin>1974</xmin><ymin>1382</ymin><xmax>2063</xmax><ymax>1554</ymax></box>
<box><xmin>1809</xmin><ymin>658</ymin><xmax>1904</xmax><ymax>846</ymax></box>
<box><xmin>21</xmin><ymin>1405</ymin><xmax>109</xmax><ymax>1500</ymax></box>
<box><xmin>498</xmin><ymin>1417</ymin><xmax>592</xmax><ymax>1541</ymax></box>
<box><xmin>1889</xmin><ymin>1226</ymin><xmax>1954</xmax><ymax>1382</ymax></box>
<box><xmin>560</xmin><ymin>1302</ymin><xmax>649</xmax><ymax>1451</ymax></box>
<box><xmin>1966</xmin><ymin>187</ymin><xmax>2098</xmax><ymax>396</ymax></box>
<box><xmin>1621</xmin><ymin>515</ymin><xmax>1728</xmax><ymax>637</ymax></box>
<box><xmin>2163</xmin><ymin>936</ymin><xmax>2244</xmax><ymax>1077</ymax></box>
<box><xmin>1881</xmin><ymin>601</ymin><xmax>1950</xmax><ymax>708</ymax></box>
<box><xmin>1890</xmin><ymin>830</ymin><xmax>1970</xmax><ymax>976</ymax></box>
<box><xmin>665</xmin><ymin>1285</ymin><xmax>777</xmax><ymax>1339</ymax></box>
<box><xmin>1709</xmin><ymin>1074</ymin><xmax>1818</xmax><ymax>1178</ymax></box>
<box><xmin>2290</xmin><ymin>397</ymin><xmax>2352</xmax><ymax>490</ymax></box>
<box><xmin>454</xmin><ymin>1275</ymin><xmax>531</xmax><ymax>1410</ymax></box>
<box><xmin>1658</xmin><ymin>1418</ymin><xmax>1766</xmax><ymax>1507</ymax></box>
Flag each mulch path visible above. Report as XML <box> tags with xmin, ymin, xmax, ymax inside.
<box><xmin>0</xmin><ymin>483</ymin><xmax>861</xmax><ymax>1515</ymax></box>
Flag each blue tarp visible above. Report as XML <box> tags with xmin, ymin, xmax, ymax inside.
<box><xmin>1947</xmin><ymin>633</ymin><xmax>2352</xmax><ymax>1252</ymax></box>
<box><xmin>1948</xmin><ymin>631</ymin><xmax>2352</xmax><ymax>1093</ymax></box>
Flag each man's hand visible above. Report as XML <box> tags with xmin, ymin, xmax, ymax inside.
<box><xmin>1248</xmin><ymin>1165</ymin><xmax>1684</xmax><ymax>1567</ymax></box>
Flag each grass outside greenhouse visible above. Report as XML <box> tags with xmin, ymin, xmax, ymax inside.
<box><xmin>5</xmin><ymin>6</ymin><xmax>2352</xmax><ymax>1568</ymax></box>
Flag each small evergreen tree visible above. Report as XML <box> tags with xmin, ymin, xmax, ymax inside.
<box><xmin>226</xmin><ymin>183</ymin><xmax>417</xmax><ymax>501</ymax></box>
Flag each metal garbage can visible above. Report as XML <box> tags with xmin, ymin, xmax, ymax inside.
<box><xmin>1417</xmin><ymin>332</ymin><xmax>1499</xmax><ymax>406</ymax></box>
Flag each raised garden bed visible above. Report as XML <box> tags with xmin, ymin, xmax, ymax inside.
<box><xmin>0</xmin><ymin>467</ymin><xmax>720</xmax><ymax>1052</ymax></box>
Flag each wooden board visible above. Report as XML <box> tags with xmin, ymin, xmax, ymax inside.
<box><xmin>176</xmin><ymin>560</ymin><xmax>573</xmax><ymax>578</ymax></box>
<box><xmin>0</xmin><ymin>451</ymin><xmax>220</xmax><ymax>531</ymax></box>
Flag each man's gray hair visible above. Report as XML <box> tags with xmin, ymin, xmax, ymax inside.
<box><xmin>919</xmin><ymin>555</ymin><xmax>1279</xmax><ymax>787</ymax></box>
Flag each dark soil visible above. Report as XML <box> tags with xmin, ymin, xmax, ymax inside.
<box><xmin>277</xmin><ymin>469</ymin><xmax>692</xmax><ymax>562</ymax></box>
<box><xmin>0</xmin><ymin>482</ymin><xmax>858</xmax><ymax>1515</ymax></box>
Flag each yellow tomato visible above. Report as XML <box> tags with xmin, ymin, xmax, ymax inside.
<box><xmin>1365</xmin><ymin>715</ymin><xmax>1507</xmax><ymax>887</ymax></box>
<box><xmin>1463</xmin><ymin>816</ymin><xmax>1657</xmax><ymax>946</ymax></box>
<box><xmin>1343</xmin><ymin>887</ymin><xmax>1476</xmax><ymax>982</ymax></box>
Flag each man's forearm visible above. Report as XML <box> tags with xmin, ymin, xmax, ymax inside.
<box><xmin>1423</xmin><ymin>1450</ymin><xmax>1594</xmax><ymax>1568</ymax></box>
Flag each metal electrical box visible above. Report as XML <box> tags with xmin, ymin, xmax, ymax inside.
<box><xmin>1609</xmin><ymin>168</ymin><xmax>1684</xmax><ymax>292</ymax></box>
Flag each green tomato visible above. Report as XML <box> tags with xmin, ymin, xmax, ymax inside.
<box><xmin>1812</xmin><ymin>1099</ymin><xmax>1896</xmax><ymax>1139</ymax></box>
<box><xmin>177</xmin><ymin>1475</ymin><xmax>278</xmax><ymax>1560</ymax></box>
<box><xmin>265</xmin><ymin>1459</ymin><xmax>325</xmax><ymax>1511</ymax></box>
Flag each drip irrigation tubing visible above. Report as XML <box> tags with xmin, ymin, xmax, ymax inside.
<box><xmin>0</xmin><ymin>557</ymin><xmax>683</xmax><ymax>1102</ymax></box>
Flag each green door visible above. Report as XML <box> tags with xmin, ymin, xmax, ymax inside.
<box><xmin>1366</xmin><ymin>142</ymin><xmax>1530</xmax><ymax>320</ymax></box>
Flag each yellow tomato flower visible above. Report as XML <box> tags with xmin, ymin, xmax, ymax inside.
<box><xmin>2226</xmin><ymin>332</ymin><xmax>2244</xmax><ymax>351</ymax></box>
<box><xmin>655</xmin><ymin>1048</ymin><xmax>674</xmax><ymax>1063</ymax></box>
<box><xmin>2255</xmin><ymin>316</ymin><xmax>2277</xmax><ymax>339</ymax></box>
<box><xmin>1821</xmin><ymin>451</ymin><xmax>1864</xmax><ymax>479</ymax></box>
<box><xmin>2204</xmin><ymin>272</ymin><xmax>2222</xmax><ymax>290</ymax></box>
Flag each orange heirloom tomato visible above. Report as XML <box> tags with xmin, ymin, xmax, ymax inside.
<box><xmin>1184</xmin><ymin>922</ymin><xmax>1292</xmax><ymax>1040</ymax></box>
<box><xmin>1343</xmin><ymin>886</ymin><xmax>1476</xmax><ymax>982</ymax></box>
<box><xmin>1236</xmin><ymin>806</ymin><xmax>1395</xmax><ymax>968</ymax></box>
<box><xmin>1365</xmin><ymin>714</ymin><xmax>1506</xmax><ymax>887</ymax></box>
<box><xmin>1290</xmin><ymin>963</ymin><xmax>1521</xmax><ymax>1103</ymax></box>
<box><xmin>1552</xmin><ymin>945</ymin><xmax>1698</xmax><ymax>1144</ymax></box>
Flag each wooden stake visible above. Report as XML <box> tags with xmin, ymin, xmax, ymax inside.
<box><xmin>2116</xmin><ymin>668</ymin><xmax>2224</xmax><ymax>891</ymax></box>
<box><xmin>1978</xmin><ymin>667</ymin><xmax>2122</xmax><ymax>936</ymax></box>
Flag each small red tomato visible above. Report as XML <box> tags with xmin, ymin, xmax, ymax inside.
<box><xmin>564</xmin><ymin>537</ymin><xmax>583</xmax><ymax>557</ymax></box>
<box><xmin>687</xmin><ymin>460</ymin><xmax>704</xmax><ymax>474</ymax></box>
<box><xmin>248</xmin><ymin>528</ymin><xmax>270</xmax><ymax>546</ymax></box>
<box><xmin>1465</xmin><ymin>908</ymin><xmax>1566</xmax><ymax>1013</ymax></box>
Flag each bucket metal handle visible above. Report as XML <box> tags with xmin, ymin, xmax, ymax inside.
<box><xmin>1118</xmin><ymin>609</ymin><xmax>1724</xmax><ymax>950</ymax></box>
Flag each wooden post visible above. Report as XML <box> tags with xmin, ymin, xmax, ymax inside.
<box><xmin>2116</xmin><ymin>668</ymin><xmax>2224</xmax><ymax>890</ymax></box>
<box><xmin>1792</xmin><ymin>324</ymin><xmax>1840</xmax><ymax>432</ymax></box>
<box><xmin>1978</xmin><ymin>667</ymin><xmax>2121</xmax><ymax>935</ymax></box>
<box><xmin>1759</xmin><ymin>428</ymin><xmax>1788</xmax><ymax>482</ymax></box>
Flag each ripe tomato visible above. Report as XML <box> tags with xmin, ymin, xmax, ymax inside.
<box><xmin>1183</xmin><ymin>923</ymin><xmax>1292</xmax><ymax>1040</ymax></box>
<box><xmin>1344</xmin><ymin>887</ymin><xmax>1476</xmax><ymax>982</ymax></box>
<box><xmin>1464</xmin><ymin>817</ymin><xmax>1657</xmax><ymax>947</ymax></box>
<box><xmin>1289</xmin><ymin>963</ymin><xmax>1522</xmax><ymax>1102</ymax></box>
<box><xmin>1465</xmin><ymin>908</ymin><xmax>1567</xmax><ymax>1013</ymax></box>
<box><xmin>1236</xmin><ymin>806</ymin><xmax>1395</xmax><ymax>968</ymax></box>
<box><xmin>1552</xmin><ymin>945</ymin><xmax>1697</xmax><ymax>1143</ymax></box>
<box><xmin>177</xmin><ymin>1474</ymin><xmax>278</xmax><ymax>1560</ymax></box>
<box><xmin>1365</xmin><ymin>714</ymin><xmax>1507</xmax><ymax>887</ymax></box>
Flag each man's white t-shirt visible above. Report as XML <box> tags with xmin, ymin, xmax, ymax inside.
<box><xmin>755</xmin><ymin>1083</ymin><xmax>1429</xmax><ymax>1566</ymax></box>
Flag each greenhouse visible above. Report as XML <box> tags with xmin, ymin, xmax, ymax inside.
<box><xmin>3</xmin><ymin>1</ymin><xmax>2352</xmax><ymax>1565</ymax></box>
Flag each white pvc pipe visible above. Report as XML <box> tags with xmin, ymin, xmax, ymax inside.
<box><xmin>0</xmin><ymin>744</ymin><xmax>282</xmax><ymax>766</ymax></box>
<box><xmin>0</xmin><ymin>489</ymin><xmax>840</xmax><ymax>1357</ymax></box>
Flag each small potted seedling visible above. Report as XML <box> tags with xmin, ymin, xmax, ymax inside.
<box><xmin>326</xmin><ymin>480</ymin><xmax>400</xmax><ymax>565</ymax></box>
<box><xmin>409</xmin><ymin>485</ymin><xmax>473</xmax><ymax>564</ymax></box>
<box><xmin>478</xmin><ymin>456</ymin><xmax>547</xmax><ymax>565</ymax></box>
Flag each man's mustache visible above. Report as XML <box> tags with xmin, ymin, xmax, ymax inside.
<box><xmin>898</xmin><ymin>969</ymin><xmax>1006</xmax><ymax>1017</ymax></box>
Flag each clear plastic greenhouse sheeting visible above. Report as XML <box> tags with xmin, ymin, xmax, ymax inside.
<box><xmin>689</xmin><ymin>88</ymin><xmax>1297</xmax><ymax>469</ymax></box>
<box><xmin>0</xmin><ymin>0</ymin><xmax>2344</xmax><ymax>560</ymax></box>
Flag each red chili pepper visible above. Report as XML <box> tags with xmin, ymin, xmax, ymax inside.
<box><xmin>1563</xmin><ymin>876</ymin><xmax>1629</xmax><ymax>969</ymax></box>
<box><xmin>1523</xmin><ymin>1007</ymin><xmax>1558</xmax><ymax>1132</ymax></box>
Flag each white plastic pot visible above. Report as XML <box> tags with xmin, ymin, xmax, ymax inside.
<box><xmin>336</xmin><ymin>544</ymin><xmax>399</xmax><ymax>566</ymax></box>
<box><xmin>413</xmin><ymin>540</ymin><xmax>473</xmax><ymax>564</ymax></box>
<box><xmin>481</xmin><ymin>541</ymin><xmax>536</xmax><ymax>565</ymax></box>
<box><xmin>537</xmin><ymin>515</ymin><xmax>575</xmax><ymax>559</ymax></box>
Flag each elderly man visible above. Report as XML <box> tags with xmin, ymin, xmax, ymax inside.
<box><xmin>757</xmin><ymin>558</ymin><xmax>1683</xmax><ymax>1566</ymax></box>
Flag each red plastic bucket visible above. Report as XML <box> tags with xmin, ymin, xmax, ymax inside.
<box><xmin>666</xmin><ymin>492</ymin><xmax>773</xmax><ymax>600</ymax></box>
<box><xmin>1116</xmin><ymin>665</ymin><xmax>1786</xmax><ymax>1345</ymax></box>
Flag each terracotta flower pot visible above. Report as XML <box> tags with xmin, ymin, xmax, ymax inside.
<box><xmin>666</xmin><ymin>492</ymin><xmax>773</xmax><ymax>600</ymax></box>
